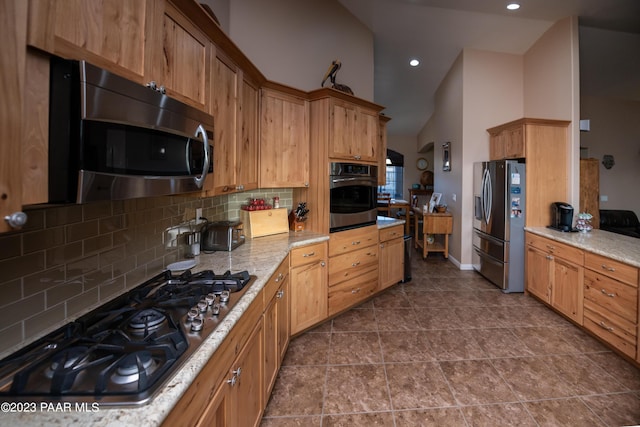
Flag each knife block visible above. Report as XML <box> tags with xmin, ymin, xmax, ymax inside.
<box><xmin>288</xmin><ymin>211</ymin><xmax>305</xmax><ymax>232</ymax></box>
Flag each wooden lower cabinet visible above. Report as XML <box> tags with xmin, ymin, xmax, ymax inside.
<box><xmin>526</xmin><ymin>232</ymin><xmax>640</xmax><ymax>364</ymax></box>
<box><xmin>198</xmin><ymin>319</ymin><xmax>264</xmax><ymax>427</ymax></box>
<box><xmin>525</xmin><ymin>233</ymin><xmax>584</xmax><ymax>324</ymax></box>
<box><xmin>263</xmin><ymin>256</ymin><xmax>290</xmax><ymax>400</ymax></box>
<box><xmin>290</xmin><ymin>242</ymin><xmax>328</xmax><ymax>335</ymax></box>
<box><xmin>328</xmin><ymin>226</ymin><xmax>379</xmax><ymax>315</ymax></box>
<box><xmin>583</xmin><ymin>252</ymin><xmax>638</xmax><ymax>359</ymax></box>
<box><xmin>379</xmin><ymin>225</ymin><xmax>404</xmax><ymax>290</ymax></box>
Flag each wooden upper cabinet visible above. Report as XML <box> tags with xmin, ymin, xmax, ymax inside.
<box><xmin>329</xmin><ymin>98</ymin><xmax>378</xmax><ymax>162</ymax></box>
<box><xmin>209</xmin><ymin>50</ymin><xmax>239</xmax><ymax>195</ymax></box>
<box><xmin>152</xmin><ymin>1</ymin><xmax>212</xmax><ymax>113</ymax></box>
<box><xmin>237</xmin><ymin>75</ymin><xmax>260</xmax><ymax>192</ymax></box>
<box><xmin>260</xmin><ymin>87</ymin><xmax>310</xmax><ymax>188</ymax></box>
<box><xmin>488</xmin><ymin>118</ymin><xmax>570</xmax><ymax>228</ymax></box>
<box><xmin>28</xmin><ymin>0</ymin><xmax>212</xmax><ymax>112</ymax></box>
<box><xmin>28</xmin><ymin>0</ymin><xmax>152</xmax><ymax>82</ymax></box>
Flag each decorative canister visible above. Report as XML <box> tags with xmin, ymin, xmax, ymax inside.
<box><xmin>273</xmin><ymin>196</ymin><xmax>280</xmax><ymax>209</ymax></box>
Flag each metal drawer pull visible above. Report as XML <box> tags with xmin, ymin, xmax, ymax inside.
<box><xmin>600</xmin><ymin>289</ymin><xmax>615</xmax><ymax>298</ymax></box>
<box><xmin>352</xmin><ymin>261</ymin><xmax>361</xmax><ymax>267</ymax></box>
<box><xmin>303</xmin><ymin>252</ymin><xmax>316</xmax><ymax>257</ymax></box>
<box><xmin>546</xmin><ymin>255</ymin><xmax>553</xmax><ymax>260</ymax></box>
<box><xmin>352</xmin><ymin>241</ymin><xmax>361</xmax><ymax>245</ymax></box>
<box><xmin>546</xmin><ymin>244</ymin><xmax>555</xmax><ymax>250</ymax></box>
<box><xmin>275</xmin><ymin>273</ymin><xmax>284</xmax><ymax>282</ymax></box>
<box><xmin>277</xmin><ymin>290</ymin><xmax>284</xmax><ymax>299</ymax></box>
<box><xmin>598</xmin><ymin>321</ymin><xmax>614</xmax><ymax>332</ymax></box>
<box><xmin>601</xmin><ymin>264</ymin><xmax>616</xmax><ymax>272</ymax></box>
<box><xmin>351</xmin><ymin>288</ymin><xmax>361</xmax><ymax>294</ymax></box>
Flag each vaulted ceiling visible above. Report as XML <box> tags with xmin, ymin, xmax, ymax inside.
<box><xmin>338</xmin><ymin>0</ymin><xmax>640</xmax><ymax>136</ymax></box>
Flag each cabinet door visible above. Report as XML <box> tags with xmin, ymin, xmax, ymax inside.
<box><xmin>260</xmin><ymin>89</ymin><xmax>310</xmax><ymax>187</ymax></box>
<box><xmin>378</xmin><ymin>116</ymin><xmax>390</xmax><ymax>186</ymax></box>
<box><xmin>33</xmin><ymin>0</ymin><xmax>153</xmax><ymax>83</ymax></box>
<box><xmin>379</xmin><ymin>237</ymin><xmax>404</xmax><ymax>290</ymax></box>
<box><xmin>330</xmin><ymin>99</ymin><xmax>358</xmax><ymax>159</ymax></box>
<box><xmin>197</xmin><ymin>378</ymin><xmax>231</xmax><ymax>427</ymax></box>
<box><xmin>358</xmin><ymin>108</ymin><xmax>379</xmax><ymax>162</ymax></box>
<box><xmin>526</xmin><ymin>245</ymin><xmax>551</xmax><ymax>302</ymax></box>
<box><xmin>1</xmin><ymin>0</ymin><xmax>27</xmax><ymax>233</ymax></box>
<box><xmin>504</xmin><ymin>126</ymin><xmax>524</xmax><ymax>158</ymax></box>
<box><xmin>237</xmin><ymin>75</ymin><xmax>259</xmax><ymax>192</ymax></box>
<box><xmin>153</xmin><ymin>2</ymin><xmax>212</xmax><ymax>112</ymax></box>
<box><xmin>489</xmin><ymin>132</ymin><xmax>505</xmax><ymax>160</ymax></box>
<box><xmin>209</xmin><ymin>51</ymin><xmax>238</xmax><ymax>195</ymax></box>
<box><xmin>550</xmin><ymin>257</ymin><xmax>583</xmax><ymax>323</ymax></box>
<box><xmin>233</xmin><ymin>320</ymin><xmax>264</xmax><ymax>427</ymax></box>
<box><xmin>290</xmin><ymin>261</ymin><xmax>327</xmax><ymax>335</ymax></box>
<box><xmin>263</xmin><ymin>277</ymin><xmax>289</xmax><ymax>400</ymax></box>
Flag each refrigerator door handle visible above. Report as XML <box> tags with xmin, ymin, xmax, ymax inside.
<box><xmin>482</xmin><ymin>168</ymin><xmax>491</xmax><ymax>224</ymax></box>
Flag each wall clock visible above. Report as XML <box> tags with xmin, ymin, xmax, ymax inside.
<box><xmin>416</xmin><ymin>157</ymin><xmax>429</xmax><ymax>171</ymax></box>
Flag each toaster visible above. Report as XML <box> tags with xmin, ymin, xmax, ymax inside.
<box><xmin>201</xmin><ymin>220</ymin><xmax>245</xmax><ymax>251</ymax></box>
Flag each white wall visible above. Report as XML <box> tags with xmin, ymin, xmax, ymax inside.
<box><xmin>226</xmin><ymin>0</ymin><xmax>374</xmax><ymax>100</ymax></box>
<box><xmin>524</xmin><ymin>17</ymin><xmax>581</xmax><ymax>208</ymax></box>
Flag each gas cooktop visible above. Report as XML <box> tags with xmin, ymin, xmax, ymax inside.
<box><xmin>0</xmin><ymin>269</ymin><xmax>255</xmax><ymax>406</ymax></box>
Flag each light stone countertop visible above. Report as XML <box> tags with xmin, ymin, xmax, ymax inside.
<box><xmin>1</xmin><ymin>220</ymin><xmax>403</xmax><ymax>426</ymax></box>
<box><xmin>525</xmin><ymin>227</ymin><xmax>640</xmax><ymax>268</ymax></box>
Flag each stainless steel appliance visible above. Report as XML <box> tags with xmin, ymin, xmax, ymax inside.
<box><xmin>473</xmin><ymin>160</ymin><xmax>526</xmax><ymax>293</ymax></box>
<box><xmin>49</xmin><ymin>56</ymin><xmax>214</xmax><ymax>203</ymax></box>
<box><xmin>201</xmin><ymin>220</ymin><xmax>245</xmax><ymax>251</ymax></box>
<box><xmin>329</xmin><ymin>162</ymin><xmax>378</xmax><ymax>232</ymax></box>
<box><xmin>550</xmin><ymin>202</ymin><xmax>575</xmax><ymax>231</ymax></box>
<box><xmin>0</xmin><ymin>269</ymin><xmax>254</xmax><ymax>406</ymax></box>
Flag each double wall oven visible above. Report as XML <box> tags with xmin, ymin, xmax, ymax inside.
<box><xmin>329</xmin><ymin>162</ymin><xmax>378</xmax><ymax>232</ymax></box>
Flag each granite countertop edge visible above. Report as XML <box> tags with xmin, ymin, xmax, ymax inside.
<box><xmin>525</xmin><ymin>227</ymin><xmax>640</xmax><ymax>269</ymax></box>
<box><xmin>3</xmin><ymin>221</ymin><xmax>399</xmax><ymax>426</ymax></box>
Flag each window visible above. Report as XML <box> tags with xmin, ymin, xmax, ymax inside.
<box><xmin>378</xmin><ymin>149</ymin><xmax>403</xmax><ymax>199</ymax></box>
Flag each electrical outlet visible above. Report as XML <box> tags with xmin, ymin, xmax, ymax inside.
<box><xmin>196</xmin><ymin>208</ymin><xmax>203</xmax><ymax>223</ymax></box>
<box><xmin>600</xmin><ymin>195</ymin><xmax>608</xmax><ymax>202</ymax></box>
<box><xmin>452</xmin><ymin>193</ymin><xmax>457</xmax><ymax>202</ymax></box>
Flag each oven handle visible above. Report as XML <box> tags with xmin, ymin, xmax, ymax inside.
<box><xmin>330</xmin><ymin>177</ymin><xmax>377</xmax><ymax>188</ymax></box>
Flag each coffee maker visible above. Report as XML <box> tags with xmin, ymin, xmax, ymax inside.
<box><xmin>550</xmin><ymin>202</ymin><xmax>575</xmax><ymax>232</ymax></box>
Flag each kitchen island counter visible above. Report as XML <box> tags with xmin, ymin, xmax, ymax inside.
<box><xmin>526</xmin><ymin>227</ymin><xmax>640</xmax><ymax>268</ymax></box>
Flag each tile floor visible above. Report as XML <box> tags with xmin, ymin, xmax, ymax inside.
<box><xmin>261</xmin><ymin>256</ymin><xmax>640</xmax><ymax>426</ymax></box>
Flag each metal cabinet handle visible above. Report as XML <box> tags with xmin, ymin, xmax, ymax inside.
<box><xmin>351</xmin><ymin>288</ymin><xmax>361</xmax><ymax>294</ymax></box>
<box><xmin>227</xmin><ymin>375</ymin><xmax>237</xmax><ymax>386</ymax></box>
<box><xmin>4</xmin><ymin>211</ymin><xmax>27</xmax><ymax>229</ymax></box>
<box><xmin>320</xmin><ymin>261</ymin><xmax>326</xmax><ymax>267</ymax></box>
<box><xmin>277</xmin><ymin>290</ymin><xmax>284</xmax><ymax>299</ymax></box>
<box><xmin>275</xmin><ymin>273</ymin><xmax>284</xmax><ymax>282</ymax></box>
<box><xmin>352</xmin><ymin>261</ymin><xmax>360</xmax><ymax>267</ymax></box>
<box><xmin>601</xmin><ymin>264</ymin><xmax>616</xmax><ymax>272</ymax></box>
<box><xmin>600</xmin><ymin>289</ymin><xmax>615</xmax><ymax>298</ymax></box>
<box><xmin>303</xmin><ymin>252</ymin><xmax>316</xmax><ymax>257</ymax></box>
<box><xmin>546</xmin><ymin>255</ymin><xmax>553</xmax><ymax>260</ymax></box>
<box><xmin>546</xmin><ymin>244</ymin><xmax>556</xmax><ymax>250</ymax></box>
<box><xmin>352</xmin><ymin>241</ymin><xmax>361</xmax><ymax>245</ymax></box>
<box><xmin>233</xmin><ymin>367</ymin><xmax>242</xmax><ymax>378</ymax></box>
<box><xmin>598</xmin><ymin>321</ymin><xmax>614</xmax><ymax>332</ymax></box>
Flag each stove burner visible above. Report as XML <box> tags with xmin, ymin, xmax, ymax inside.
<box><xmin>129</xmin><ymin>309</ymin><xmax>167</xmax><ymax>331</ymax></box>
<box><xmin>44</xmin><ymin>346</ymin><xmax>90</xmax><ymax>379</ymax></box>
<box><xmin>111</xmin><ymin>351</ymin><xmax>156</xmax><ymax>385</ymax></box>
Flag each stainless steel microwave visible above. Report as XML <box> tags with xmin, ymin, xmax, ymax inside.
<box><xmin>48</xmin><ymin>56</ymin><xmax>214</xmax><ymax>203</ymax></box>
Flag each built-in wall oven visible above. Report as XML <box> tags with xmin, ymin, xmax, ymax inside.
<box><xmin>329</xmin><ymin>162</ymin><xmax>378</xmax><ymax>232</ymax></box>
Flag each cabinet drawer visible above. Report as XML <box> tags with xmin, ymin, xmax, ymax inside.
<box><xmin>424</xmin><ymin>214</ymin><xmax>453</xmax><ymax>234</ymax></box>
<box><xmin>263</xmin><ymin>255</ymin><xmax>289</xmax><ymax>305</ymax></box>
<box><xmin>329</xmin><ymin>245</ymin><xmax>378</xmax><ymax>286</ymax></box>
<box><xmin>290</xmin><ymin>242</ymin><xmax>327</xmax><ymax>268</ymax></box>
<box><xmin>329</xmin><ymin>225</ymin><xmax>378</xmax><ymax>257</ymax></box>
<box><xmin>584</xmin><ymin>269</ymin><xmax>638</xmax><ymax>323</ymax></box>
<box><xmin>584</xmin><ymin>252</ymin><xmax>638</xmax><ymax>287</ymax></box>
<box><xmin>584</xmin><ymin>302</ymin><xmax>636</xmax><ymax>358</ymax></box>
<box><xmin>526</xmin><ymin>234</ymin><xmax>583</xmax><ymax>265</ymax></box>
<box><xmin>328</xmin><ymin>269</ymin><xmax>378</xmax><ymax>316</ymax></box>
<box><xmin>379</xmin><ymin>225</ymin><xmax>403</xmax><ymax>242</ymax></box>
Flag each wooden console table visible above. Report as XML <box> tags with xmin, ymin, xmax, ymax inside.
<box><xmin>412</xmin><ymin>207</ymin><xmax>453</xmax><ymax>259</ymax></box>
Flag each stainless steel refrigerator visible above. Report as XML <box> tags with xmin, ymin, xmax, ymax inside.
<box><xmin>473</xmin><ymin>160</ymin><xmax>526</xmax><ymax>293</ymax></box>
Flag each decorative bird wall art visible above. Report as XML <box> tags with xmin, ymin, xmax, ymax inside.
<box><xmin>321</xmin><ymin>60</ymin><xmax>354</xmax><ymax>95</ymax></box>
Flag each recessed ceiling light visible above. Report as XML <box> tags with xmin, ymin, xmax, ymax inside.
<box><xmin>507</xmin><ymin>3</ymin><xmax>520</xmax><ymax>10</ymax></box>
<box><xmin>409</xmin><ymin>59</ymin><xmax>420</xmax><ymax>67</ymax></box>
